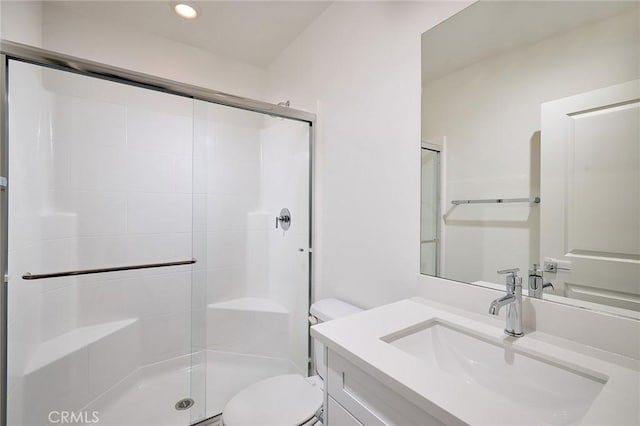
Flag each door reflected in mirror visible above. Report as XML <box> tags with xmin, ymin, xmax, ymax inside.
<box><xmin>421</xmin><ymin>1</ymin><xmax>640</xmax><ymax>315</ymax></box>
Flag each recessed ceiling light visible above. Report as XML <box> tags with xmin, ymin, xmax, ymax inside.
<box><xmin>173</xmin><ymin>2</ymin><xmax>198</xmax><ymax>19</ymax></box>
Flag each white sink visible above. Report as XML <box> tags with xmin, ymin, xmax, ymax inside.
<box><xmin>382</xmin><ymin>319</ymin><xmax>607</xmax><ymax>425</ymax></box>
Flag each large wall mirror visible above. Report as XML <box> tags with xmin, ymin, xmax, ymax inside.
<box><xmin>421</xmin><ymin>1</ymin><xmax>639</xmax><ymax>316</ymax></box>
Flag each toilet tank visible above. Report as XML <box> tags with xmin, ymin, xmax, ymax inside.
<box><xmin>309</xmin><ymin>298</ymin><xmax>362</xmax><ymax>379</ymax></box>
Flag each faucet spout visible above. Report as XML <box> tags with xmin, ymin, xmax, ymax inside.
<box><xmin>489</xmin><ymin>294</ymin><xmax>515</xmax><ymax>315</ymax></box>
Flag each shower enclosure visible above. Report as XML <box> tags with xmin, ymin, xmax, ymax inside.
<box><xmin>0</xmin><ymin>42</ymin><xmax>314</xmax><ymax>426</ymax></box>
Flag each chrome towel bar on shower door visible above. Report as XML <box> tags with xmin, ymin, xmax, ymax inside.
<box><xmin>451</xmin><ymin>197</ymin><xmax>541</xmax><ymax>205</ymax></box>
<box><xmin>21</xmin><ymin>259</ymin><xmax>197</xmax><ymax>280</ymax></box>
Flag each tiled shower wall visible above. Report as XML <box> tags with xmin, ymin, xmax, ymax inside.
<box><xmin>198</xmin><ymin>103</ymin><xmax>266</xmax><ymax>304</ymax></box>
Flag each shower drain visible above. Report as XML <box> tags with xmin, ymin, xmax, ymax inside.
<box><xmin>175</xmin><ymin>398</ymin><xmax>195</xmax><ymax>411</ymax></box>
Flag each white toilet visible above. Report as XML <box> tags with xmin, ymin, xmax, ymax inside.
<box><xmin>222</xmin><ymin>298</ymin><xmax>362</xmax><ymax>426</ymax></box>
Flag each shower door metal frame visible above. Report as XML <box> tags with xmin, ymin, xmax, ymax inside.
<box><xmin>0</xmin><ymin>40</ymin><xmax>316</xmax><ymax>426</ymax></box>
<box><xmin>0</xmin><ymin>50</ymin><xmax>8</xmax><ymax>426</ymax></box>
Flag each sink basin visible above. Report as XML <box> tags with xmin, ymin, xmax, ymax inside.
<box><xmin>381</xmin><ymin>319</ymin><xmax>607</xmax><ymax>425</ymax></box>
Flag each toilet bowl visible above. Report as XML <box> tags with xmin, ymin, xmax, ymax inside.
<box><xmin>222</xmin><ymin>298</ymin><xmax>362</xmax><ymax>426</ymax></box>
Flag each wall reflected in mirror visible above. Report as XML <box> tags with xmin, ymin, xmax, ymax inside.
<box><xmin>421</xmin><ymin>1</ymin><xmax>640</xmax><ymax>314</ymax></box>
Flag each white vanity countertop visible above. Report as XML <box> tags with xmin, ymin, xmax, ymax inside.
<box><xmin>311</xmin><ymin>297</ymin><xmax>640</xmax><ymax>426</ymax></box>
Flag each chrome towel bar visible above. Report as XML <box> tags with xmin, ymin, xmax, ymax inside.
<box><xmin>22</xmin><ymin>259</ymin><xmax>197</xmax><ymax>280</ymax></box>
<box><xmin>451</xmin><ymin>197</ymin><xmax>540</xmax><ymax>205</ymax></box>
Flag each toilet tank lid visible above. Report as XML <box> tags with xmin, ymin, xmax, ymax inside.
<box><xmin>310</xmin><ymin>298</ymin><xmax>362</xmax><ymax>322</ymax></box>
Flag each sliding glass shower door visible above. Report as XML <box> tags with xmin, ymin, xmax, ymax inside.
<box><xmin>192</xmin><ymin>100</ymin><xmax>311</xmax><ymax>418</ymax></box>
<box><xmin>4</xmin><ymin>55</ymin><xmax>312</xmax><ymax>425</ymax></box>
<box><xmin>6</xmin><ymin>59</ymin><xmax>204</xmax><ymax>426</ymax></box>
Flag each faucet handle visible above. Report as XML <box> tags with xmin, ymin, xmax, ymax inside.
<box><xmin>497</xmin><ymin>268</ymin><xmax>521</xmax><ymax>289</ymax></box>
<box><xmin>529</xmin><ymin>263</ymin><xmax>543</xmax><ymax>276</ymax></box>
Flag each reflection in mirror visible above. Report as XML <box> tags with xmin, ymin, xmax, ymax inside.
<box><xmin>420</xmin><ymin>146</ymin><xmax>441</xmax><ymax>276</ymax></box>
<box><xmin>421</xmin><ymin>1</ymin><xmax>640</xmax><ymax>315</ymax></box>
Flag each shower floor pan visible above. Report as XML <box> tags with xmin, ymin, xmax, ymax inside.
<box><xmin>80</xmin><ymin>350</ymin><xmax>300</xmax><ymax>426</ymax></box>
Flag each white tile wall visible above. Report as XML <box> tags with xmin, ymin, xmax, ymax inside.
<box><xmin>54</xmin><ymin>191</ymin><xmax>127</xmax><ymax>237</ymax></box>
<box><xmin>206</xmin><ymin>231</ymin><xmax>249</xmax><ymax>270</ymax></box>
<box><xmin>39</xmin><ymin>285</ymin><xmax>78</xmax><ymax>342</ymax></box>
<box><xmin>126</xmin><ymin>272</ymin><xmax>192</xmax><ymax>319</ymax></box>
<box><xmin>67</xmin><ymin>144</ymin><xmax>128</xmax><ymax>191</ymax></box>
<box><xmin>125</xmin><ymin>148</ymin><xmax>176</xmax><ymax>193</ymax></box>
<box><xmin>127</xmin><ymin>193</ymin><xmax>193</xmax><ymax>234</ymax></box>
<box><xmin>53</xmin><ymin>96</ymin><xmax>127</xmax><ymax>149</ymax></box>
<box><xmin>76</xmin><ymin>279</ymin><xmax>131</xmax><ymax>326</ymax></box>
<box><xmin>207</xmin><ymin>267</ymin><xmax>247</xmax><ymax>302</ymax></box>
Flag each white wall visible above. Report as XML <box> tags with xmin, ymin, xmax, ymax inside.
<box><xmin>266</xmin><ymin>1</ymin><xmax>471</xmax><ymax>309</ymax></box>
<box><xmin>1</xmin><ymin>2</ymin><xmax>266</xmax><ymax>100</ymax></box>
<box><xmin>38</xmin><ymin>2</ymin><xmax>266</xmax><ymax>100</ymax></box>
<box><xmin>422</xmin><ymin>10</ymin><xmax>640</xmax><ymax>285</ymax></box>
<box><xmin>0</xmin><ymin>0</ymin><xmax>42</xmax><ymax>46</ymax></box>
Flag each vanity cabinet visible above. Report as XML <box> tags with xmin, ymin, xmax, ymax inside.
<box><xmin>327</xmin><ymin>397</ymin><xmax>362</xmax><ymax>426</ymax></box>
<box><xmin>325</xmin><ymin>350</ymin><xmax>445</xmax><ymax>426</ymax></box>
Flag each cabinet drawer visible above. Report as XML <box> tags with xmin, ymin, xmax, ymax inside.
<box><xmin>328</xmin><ymin>396</ymin><xmax>363</xmax><ymax>426</ymax></box>
<box><xmin>327</xmin><ymin>350</ymin><xmax>447</xmax><ymax>426</ymax></box>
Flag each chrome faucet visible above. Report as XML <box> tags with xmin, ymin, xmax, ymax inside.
<box><xmin>527</xmin><ymin>263</ymin><xmax>554</xmax><ymax>298</ymax></box>
<box><xmin>489</xmin><ymin>268</ymin><xmax>524</xmax><ymax>337</ymax></box>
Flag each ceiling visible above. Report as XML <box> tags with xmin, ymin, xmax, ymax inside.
<box><xmin>48</xmin><ymin>1</ymin><xmax>332</xmax><ymax>68</ymax></box>
<box><xmin>422</xmin><ymin>1</ymin><xmax>639</xmax><ymax>83</ymax></box>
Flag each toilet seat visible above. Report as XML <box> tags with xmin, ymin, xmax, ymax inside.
<box><xmin>222</xmin><ymin>374</ymin><xmax>323</xmax><ymax>426</ymax></box>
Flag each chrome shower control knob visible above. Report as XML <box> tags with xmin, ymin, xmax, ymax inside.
<box><xmin>275</xmin><ymin>208</ymin><xmax>291</xmax><ymax>231</ymax></box>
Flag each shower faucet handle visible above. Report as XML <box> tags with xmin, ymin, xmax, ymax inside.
<box><xmin>275</xmin><ymin>208</ymin><xmax>291</xmax><ymax>231</ymax></box>
<box><xmin>275</xmin><ymin>215</ymin><xmax>290</xmax><ymax>227</ymax></box>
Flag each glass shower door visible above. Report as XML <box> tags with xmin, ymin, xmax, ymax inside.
<box><xmin>193</xmin><ymin>100</ymin><xmax>311</xmax><ymax>419</ymax></box>
<box><xmin>6</xmin><ymin>60</ymin><xmax>204</xmax><ymax>426</ymax></box>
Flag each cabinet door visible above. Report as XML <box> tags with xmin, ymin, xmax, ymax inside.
<box><xmin>328</xmin><ymin>396</ymin><xmax>363</xmax><ymax>426</ymax></box>
<box><xmin>326</xmin><ymin>351</ymin><xmax>450</xmax><ymax>426</ymax></box>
